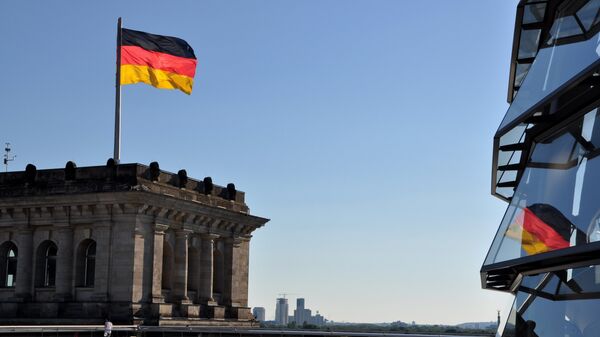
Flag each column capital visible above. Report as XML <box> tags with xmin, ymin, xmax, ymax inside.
<box><xmin>201</xmin><ymin>233</ymin><xmax>220</xmax><ymax>240</ymax></box>
<box><xmin>175</xmin><ymin>228</ymin><xmax>194</xmax><ymax>238</ymax></box>
<box><xmin>153</xmin><ymin>223</ymin><xmax>169</xmax><ymax>234</ymax></box>
<box><xmin>225</xmin><ymin>236</ymin><xmax>245</xmax><ymax>247</ymax></box>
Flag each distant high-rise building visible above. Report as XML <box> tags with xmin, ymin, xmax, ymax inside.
<box><xmin>311</xmin><ymin>311</ymin><xmax>325</xmax><ymax>326</ymax></box>
<box><xmin>275</xmin><ymin>298</ymin><xmax>288</xmax><ymax>325</ymax></box>
<box><xmin>297</xmin><ymin>298</ymin><xmax>305</xmax><ymax>310</ymax></box>
<box><xmin>253</xmin><ymin>307</ymin><xmax>266</xmax><ymax>322</ymax></box>
<box><xmin>294</xmin><ymin>298</ymin><xmax>311</xmax><ymax>325</ymax></box>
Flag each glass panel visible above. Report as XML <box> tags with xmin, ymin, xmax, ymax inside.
<box><xmin>530</xmin><ymin>132</ymin><xmax>577</xmax><ymax>163</ymax></box>
<box><xmin>47</xmin><ymin>245</ymin><xmax>57</xmax><ymax>257</ymax></box>
<box><xmin>515</xmin><ymin>63</ymin><xmax>533</xmax><ymax>88</ymax></box>
<box><xmin>518</xmin><ymin>29</ymin><xmax>542</xmax><ymax>59</ymax></box>
<box><xmin>499</xmin><ymin>170</ymin><xmax>518</xmax><ymax>183</ymax></box>
<box><xmin>87</xmin><ymin>242</ymin><xmax>96</xmax><ymax>256</ymax></box>
<box><xmin>498</xmin><ymin>187</ymin><xmax>517</xmax><ymax>200</ymax></box>
<box><xmin>84</xmin><ymin>240</ymin><xmax>96</xmax><ymax>287</ymax></box>
<box><xmin>499</xmin><ymin>297</ymin><xmax>517</xmax><ymax>337</ymax></box>
<box><xmin>46</xmin><ymin>257</ymin><xmax>56</xmax><ymax>287</ymax></box>
<box><xmin>542</xmin><ymin>273</ymin><xmax>560</xmax><ymax>293</ymax></box>
<box><xmin>524</xmin><ymin>3</ymin><xmax>547</xmax><ymax>24</ymax></box>
<box><xmin>485</xmin><ymin>203</ymin><xmax>523</xmax><ymax>265</ymax></box>
<box><xmin>85</xmin><ymin>257</ymin><xmax>95</xmax><ymax>287</ymax></box>
<box><xmin>557</xmin><ymin>265</ymin><xmax>600</xmax><ymax>295</ymax></box>
<box><xmin>500</xmin><ymin>123</ymin><xmax>528</xmax><ymax>146</ymax></box>
<box><xmin>503</xmin><ymin>266</ymin><xmax>600</xmax><ymax>337</ymax></box>
<box><xmin>486</xmin><ymin>109</ymin><xmax>600</xmax><ymax>265</ymax></box>
<box><xmin>6</xmin><ymin>257</ymin><xmax>16</xmax><ymax>287</ymax></box>
<box><xmin>577</xmin><ymin>0</ymin><xmax>600</xmax><ymax>31</ymax></box>
<box><xmin>548</xmin><ymin>16</ymin><xmax>583</xmax><ymax>41</ymax></box>
<box><xmin>498</xmin><ymin>30</ymin><xmax>600</xmax><ymax>132</ymax></box>
<box><xmin>520</xmin><ymin>272</ymin><xmax>547</xmax><ymax>289</ymax></box>
<box><xmin>498</xmin><ymin>151</ymin><xmax>514</xmax><ymax>170</ymax></box>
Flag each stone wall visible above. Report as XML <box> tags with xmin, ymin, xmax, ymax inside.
<box><xmin>0</xmin><ymin>163</ymin><xmax>268</xmax><ymax>325</ymax></box>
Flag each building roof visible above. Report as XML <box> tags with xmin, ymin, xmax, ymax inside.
<box><xmin>0</xmin><ymin>162</ymin><xmax>255</xmax><ymax>215</ymax></box>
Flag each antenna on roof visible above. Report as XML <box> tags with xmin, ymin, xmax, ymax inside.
<box><xmin>3</xmin><ymin>143</ymin><xmax>16</xmax><ymax>172</ymax></box>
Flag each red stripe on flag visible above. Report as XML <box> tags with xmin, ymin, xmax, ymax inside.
<box><xmin>522</xmin><ymin>208</ymin><xmax>570</xmax><ymax>250</ymax></box>
<box><xmin>121</xmin><ymin>45</ymin><xmax>197</xmax><ymax>79</ymax></box>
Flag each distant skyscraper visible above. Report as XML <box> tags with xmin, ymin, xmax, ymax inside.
<box><xmin>275</xmin><ymin>298</ymin><xmax>288</xmax><ymax>325</ymax></box>
<box><xmin>294</xmin><ymin>298</ymin><xmax>310</xmax><ymax>325</ymax></box>
<box><xmin>253</xmin><ymin>307</ymin><xmax>266</xmax><ymax>322</ymax></box>
<box><xmin>297</xmin><ymin>298</ymin><xmax>305</xmax><ymax>310</ymax></box>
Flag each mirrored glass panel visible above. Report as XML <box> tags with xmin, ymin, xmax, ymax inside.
<box><xmin>499</xmin><ymin>18</ymin><xmax>600</xmax><ymax>132</ymax></box>
<box><xmin>486</xmin><ymin>108</ymin><xmax>600</xmax><ymax>265</ymax></box>
<box><xmin>523</xmin><ymin>3</ymin><xmax>547</xmax><ymax>24</ymax></box>
<box><xmin>518</xmin><ymin>29</ymin><xmax>542</xmax><ymax>59</ymax></box>
<box><xmin>501</xmin><ymin>265</ymin><xmax>600</xmax><ymax>337</ymax></box>
<box><xmin>548</xmin><ymin>16</ymin><xmax>583</xmax><ymax>41</ymax></box>
<box><xmin>577</xmin><ymin>0</ymin><xmax>600</xmax><ymax>30</ymax></box>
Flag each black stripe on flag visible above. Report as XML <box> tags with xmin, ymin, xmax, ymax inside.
<box><xmin>121</xmin><ymin>28</ymin><xmax>196</xmax><ymax>59</ymax></box>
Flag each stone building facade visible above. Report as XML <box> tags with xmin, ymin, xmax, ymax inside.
<box><xmin>0</xmin><ymin>162</ymin><xmax>268</xmax><ymax>325</ymax></box>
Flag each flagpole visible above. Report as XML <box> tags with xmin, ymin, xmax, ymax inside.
<box><xmin>114</xmin><ymin>17</ymin><xmax>122</xmax><ymax>163</ymax></box>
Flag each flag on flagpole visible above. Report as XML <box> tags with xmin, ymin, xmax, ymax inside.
<box><xmin>120</xmin><ymin>28</ymin><xmax>197</xmax><ymax>95</ymax></box>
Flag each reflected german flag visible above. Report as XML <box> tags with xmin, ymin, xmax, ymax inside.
<box><xmin>507</xmin><ymin>204</ymin><xmax>574</xmax><ymax>255</ymax></box>
<box><xmin>120</xmin><ymin>28</ymin><xmax>197</xmax><ymax>95</ymax></box>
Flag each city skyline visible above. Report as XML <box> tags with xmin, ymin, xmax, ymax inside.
<box><xmin>0</xmin><ymin>0</ymin><xmax>515</xmax><ymax>324</ymax></box>
<box><xmin>270</xmin><ymin>297</ymin><xmax>326</xmax><ymax>324</ymax></box>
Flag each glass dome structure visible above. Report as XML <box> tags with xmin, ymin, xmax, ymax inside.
<box><xmin>484</xmin><ymin>1</ymin><xmax>600</xmax><ymax>336</ymax></box>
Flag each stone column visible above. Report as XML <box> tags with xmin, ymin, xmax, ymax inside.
<box><xmin>15</xmin><ymin>229</ymin><xmax>33</xmax><ymax>300</ymax></box>
<box><xmin>232</xmin><ymin>237</ymin><xmax>250</xmax><ymax>307</ymax></box>
<box><xmin>92</xmin><ymin>222</ymin><xmax>111</xmax><ymax>301</ymax></box>
<box><xmin>199</xmin><ymin>233</ymin><xmax>219</xmax><ymax>304</ymax></box>
<box><xmin>55</xmin><ymin>227</ymin><xmax>73</xmax><ymax>301</ymax></box>
<box><xmin>223</xmin><ymin>237</ymin><xmax>253</xmax><ymax>319</ymax></box>
<box><xmin>151</xmin><ymin>224</ymin><xmax>169</xmax><ymax>303</ymax></box>
<box><xmin>173</xmin><ymin>229</ymin><xmax>192</xmax><ymax>303</ymax></box>
<box><xmin>222</xmin><ymin>238</ymin><xmax>236</xmax><ymax>306</ymax></box>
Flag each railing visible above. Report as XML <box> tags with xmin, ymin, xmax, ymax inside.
<box><xmin>0</xmin><ymin>325</ymin><xmax>494</xmax><ymax>337</ymax></box>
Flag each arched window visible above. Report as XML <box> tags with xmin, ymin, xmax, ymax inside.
<box><xmin>36</xmin><ymin>241</ymin><xmax>57</xmax><ymax>287</ymax></box>
<box><xmin>76</xmin><ymin>239</ymin><xmax>96</xmax><ymax>287</ymax></box>
<box><xmin>0</xmin><ymin>242</ymin><xmax>17</xmax><ymax>288</ymax></box>
<box><xmin>84</xmin><ymin>241</ymin><xmax>96</xmax><ymax>287</ymax></box>
<box><xmin>162</xmin><ymin>242</ymin><xmax>173</xmax><ymax>290</ymax></box>
<box><xmin>44</xmin><ymin>244</ymin><xmax>57</xmax><ymax>287</ymax></box>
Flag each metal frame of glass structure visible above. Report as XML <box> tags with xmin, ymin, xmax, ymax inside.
<box><xmin>484</xmin><ymin>1</ymin><xmax>600</xmax><ymax>336</ymax></box>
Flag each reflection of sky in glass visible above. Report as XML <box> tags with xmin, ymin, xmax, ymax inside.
<box><xmin>486</xmin><ymin>110</ymin><xmax>600</xmax><ymax>266</ymax></box>
<box><xmin>499</xmin><ymin>31</ymin><xmax>600</xmax><ymax>132</ymax></box>
<box><xmin>500</xmin><ymin>266</ymin><xmax>600</xmax><ymax>337</ymax></box>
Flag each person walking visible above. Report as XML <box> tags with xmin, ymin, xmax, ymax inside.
<box><xmin>104</xmin><ymin>319</ymin><xmax>113</xmax><ymax>337</ymax></box>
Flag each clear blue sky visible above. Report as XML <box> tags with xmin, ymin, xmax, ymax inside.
<box><xmin>0</xmin><ymin>0</ymin><xmax>517</xmax><ymax>324</ymax></box>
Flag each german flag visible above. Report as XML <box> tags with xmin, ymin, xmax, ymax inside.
<box><xmin>506</xmin><ymin>204</ymin><xmax>584</xmax><ymax>255</ymax></box>
<box><xmin>120</xmin><ymin>28</ymin><xmax>197</xmax><ymax>95</ymax></box>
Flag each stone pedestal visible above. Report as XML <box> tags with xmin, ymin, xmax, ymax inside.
<box><xmin>227</xmin><ymin>306</ymin><xmax>253</xmax><ymax>320</ymax></box>
<box><xmin>181</xmin><ymin>304</ymin><xmax>201</xmax><ymax>318</ymax></box>
<box><xmin>204</xmin><ymin>303</ymin><xmax>225</xmax><ymax>319</ymax></box>
<box><xmin>152</xmin><ymin>303</ymin><xmax>174</xmax><ymax>317</ymax></box>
